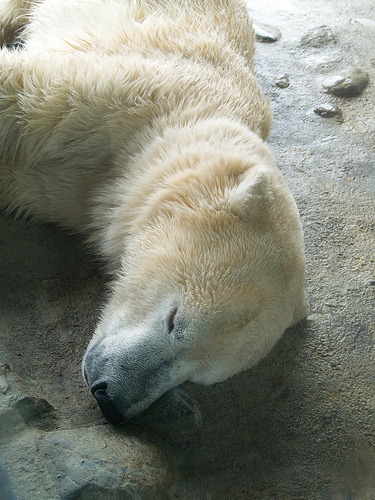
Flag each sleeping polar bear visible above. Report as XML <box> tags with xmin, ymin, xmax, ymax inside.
<box><xmin>0</xmin><ymin>0</ymin><xmax>308</xmax><ymax>423</ymax></box>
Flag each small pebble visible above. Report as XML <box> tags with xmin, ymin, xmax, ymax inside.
<box><xmin>0</xmin><ymin>377</ymin><xmax>9</xmax><ymax>394</ymax></box>
<box><xmin>314</xmin><ymin>104</ymin><xmax>342</xmax><ymax>118</ymax></box>
<box><xmin>300</xmin><ymin>25</ymin><xmax>336</xmax><ymax>48</ymax></box>
<box><xmin>0</xmin><ymin>363</ymin><xmax>11</xmax><ymax>376</ymax></box>
<box><xmin>352</xmin><ymin>18</ymin><xmax>375</xmax><ymax>28</ymax></box>
<box><xmin>275</xmin><ymin>75</ymin><xmax>290</xmax><ymax>88</ymax></box>
<box><xmin>323</xmin><ymin>67</ymin><xmax>369</xmax><ymax>97</ymax></box>
<box><xmin>253</xmin><ymin>22</ymin><xmax>282</xmax><ymax>43</ymax></box>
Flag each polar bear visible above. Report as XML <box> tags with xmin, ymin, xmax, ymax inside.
<box><xmin>0</xmin><ymin>0</ymin><xmax>307</xmax><ymax>423</ymax></box>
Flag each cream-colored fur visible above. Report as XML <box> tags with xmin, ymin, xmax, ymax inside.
<box><xmin>0</xmin><ymin>0</ymin><xmax>307</xmax><ymax>421</ymax></box>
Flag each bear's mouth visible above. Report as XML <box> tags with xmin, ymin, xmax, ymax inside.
<box><xmin>91</xmin><ymin>381</ymin><xmax>124</xmax><ymax>424</ymax></box>
<box><xmin>90</xmin><ymin>382</ymin><xmax>203</xmax><ymax>427</ymax></box>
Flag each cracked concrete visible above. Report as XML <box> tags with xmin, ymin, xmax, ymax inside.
<box><xmin>0</xmin><ymin>0</ymin><xmax>374</xmax><ymax>498</ymax></box>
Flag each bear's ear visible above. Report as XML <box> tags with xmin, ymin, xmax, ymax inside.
<box><xmin>224</xmin><ymin>166</ymin><xmax>270</xmax><ymax>218</ymax></box>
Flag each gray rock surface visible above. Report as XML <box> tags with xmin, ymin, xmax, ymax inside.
<box><xmin>0</xmin><ymin>461</ymin><xmax>17</xmax><ymax>500</ymax></box>
<box><xmin>1</xmin><ymin>0</ymin><xmax>375</xmax><ymax>498</ymax></box>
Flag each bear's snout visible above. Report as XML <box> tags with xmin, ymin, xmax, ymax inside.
<box><xmin>82</xmin><ymin>333</ymin><xmax>184</xmax><ymax>422</ymax></box>
<box><xmin>91</xmin><ymin>382</ymin><xmax>124</xmax><ymax>424</ymax></box>
<box><xmin>83</xmin><ymin>340</ymin><xmax>126</xmax><ymax>422</ymax></box>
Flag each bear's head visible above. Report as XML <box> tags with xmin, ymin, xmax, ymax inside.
<box><xmin>82</xmin><ymin>155</ymin><xmax>307</xmax><ymax>424</ymax></box>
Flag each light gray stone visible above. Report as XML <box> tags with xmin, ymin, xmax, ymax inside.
<box><xmin>323</xmin><ymin>67</ymin><xmax>369</xmax><ymax>97</ymax></box>
<box><xmin>314</xmin><ymin>104</ymin><xmax>342</xmax><ymax>118</ymax></box>
<box><xmin>300</xmin><ymin>25</ymin><xmax>336</xmax><ymax>48</ymax></box>
<box><xmin>253</xmin><ymin>21</ymin><xmax>282</xmax><ymax>43</ymax></box>
<box><xmin>0</xmin><ymin>427</ymin><xmax>174</xmax><ymax>500</ymax></box>
<box><xmin>352</xmin><ymin>18</ymin><xmax>375</xmax><ymax>27</ymax></box>
<box><xmin>275</xmin><ymin>75</ymin><xmax>290</xmax><ymax>89</ymax></box>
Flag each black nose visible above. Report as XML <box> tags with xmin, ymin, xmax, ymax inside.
<box><xmin>91</xmin><ymin>382</ymin><xmax>124</xmax><ymax>424</ymax></box>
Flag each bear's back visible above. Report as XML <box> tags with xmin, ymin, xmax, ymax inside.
<box><xmin>22</xmin><ymin>0</ymin><xmax>254</xmax><ymax>69</ymax></box>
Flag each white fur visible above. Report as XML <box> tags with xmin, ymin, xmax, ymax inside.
<box><xmin>0</xmin><ymin>0</ymin><xmax>307</xmax><ymax>419</ymax></box>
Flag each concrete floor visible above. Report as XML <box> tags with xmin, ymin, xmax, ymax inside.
<box><xmin>0</xmin><ymin>0</ymin><xmax>374</xmax><ymax>498</ymax></box>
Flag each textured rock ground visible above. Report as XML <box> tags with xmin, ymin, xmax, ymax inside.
<box><xmin>1</xmin><ymin>0</ymin><xmax>374</xmax><ymax>498</ymax></box>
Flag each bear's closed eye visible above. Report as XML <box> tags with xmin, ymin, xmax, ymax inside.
<box><xmin>168</xmin><ymin>308</ymin><xmax>178</xmax><ymax>334</ymax></box>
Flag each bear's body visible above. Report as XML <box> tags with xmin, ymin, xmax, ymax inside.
<box><xmin>0</xmin><ymin>0</ymin><xmax>307</xmax><ymax>422</ymax></box>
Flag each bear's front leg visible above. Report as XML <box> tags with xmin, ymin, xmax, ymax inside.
<box><xmin>0</xmin><ymin>0</ymin><xmax>34</xmax><ymax>45</ymax></box>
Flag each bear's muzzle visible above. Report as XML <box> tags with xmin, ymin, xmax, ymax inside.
<box><xmin>90</xmin><ymin>381</ymin><xmax>124</xmax><ymax>424</ymax></box>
